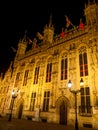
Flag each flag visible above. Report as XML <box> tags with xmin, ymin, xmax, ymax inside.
<box><xmin>28</xmin><ymin>38</ymin><xmax>33</xmax><ymax>44</ymax></box>
<box><xmin>65</xmin><ymin>15</ymin><xmax>75</xmax><ymax>29</ymax></box>
<box><xmin>32</xmin><ymin>38</ymin><xmax>37</xmax><ymax>48</ymax></box>
<box><xmin>79</xmin><ymin>19</ymin><xmax>84</xmax><ymax>30</ymax></box>
<box><xmin>65</xmin><ymin>15</ymin><xmax>71</xmax><ymax>28</ymax></box>
<box><xmin>33</xmin><ymin>42</ymin><xmax>37</xmax><ymax>48</ymax></box>
<box><xmin>11</xmin><ymin>47</ymin><xmax>16</xmax><ymax>52</ymax></box>
<box><xmin>37</xmin><ymin>32</ymin><xmax>43</xmax><ymax>40</ymax></box>
<box><xmin>61</xmin><ymin>31</ymin><xmax>65</xmax><ymax>38</ymax></box>
<box><xmin>61</xmin><ymin>28</ymin><xmax>65</xmax><ymax>38</ymax></box>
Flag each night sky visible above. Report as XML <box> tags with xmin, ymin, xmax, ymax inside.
<box><xmin>0</xmin><ymin>0</ymin><xmax>87</xmax><ymax>74</ymax></box>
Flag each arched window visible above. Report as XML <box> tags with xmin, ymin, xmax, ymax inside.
<box><xmin>43</xmin><ymin>91</ymin><xmax>50</xmax><ymax>112</ymax></box>
<box><xmin>30</xmin><ymin>92</ymin><xmax>36</xmax><ymax>111</ymax></box>
<box><xmin>46</xmin><ymin>58</ymin><xmax>52</xmax><ymax>82</ymax></box>
<box><xmin>23</xmin><ymin>70</ymin><xmax>29</xmax><ymax>86</ymax></box>
<box><xmin>79</xmin><ymin>46</ymin><xmax>88</xmax><ymax>77</ymax></box>
<box><xmin>33</xmin><ymin>62</ymin><xmax>40</xmax><ymax>84</ymax></box>
<box><xmin>61</xmin><ymin>53</ymin><xmax>68</xmax><ymax>80</ymax></box>
<box><xmin>14</xmin><ymin>72</ymin><xmax>20</xmax><ymax>88</ymax></box>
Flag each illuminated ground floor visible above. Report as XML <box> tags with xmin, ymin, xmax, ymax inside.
<box><xmin>1</xmin><ymin>95</ymin><xmax>98</xmax><ymax>129</ymax></box>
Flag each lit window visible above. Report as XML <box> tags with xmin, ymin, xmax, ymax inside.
<box><xmin>30</xmin><ymin>92</ymin><xmax>36</xmax><ymax>111</ymax></box>
<box><xmin>43</xmin><ymin>91</ymin><xmax>50</xmax><ymax>112</ymax></box>
<box><xmin>79</xmin><ymin>87</ymin><xmax>91</xmax><ymax>114</ymax></box>
<box><xmin>61</xmin><ymin>55</ymin><xmax>67</xmax><ymax>80</ymax></box>
<box><xmin>46</xmin><ymin>63</ymin><xmax>52</xmax><ymax>82</ymax></box>
<box><xmin>79</xmin><ymin>46</ymin><xmax>88</xmax><ymax>77</ymax></box>
<box><xmin>23</xmin><ymin>70</ymin><xmax>29</xmax><ymax>86</ymax></box>
<box><xmin>34</xmin><ymin>66</ymin><xmax>40</xmax><ymax>84</ymax></box>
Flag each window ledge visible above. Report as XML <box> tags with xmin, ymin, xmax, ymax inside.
<box><xmin>79</xmin><ymin>113</ymin><xmax>92</xmax><ymax>117</ymax></box>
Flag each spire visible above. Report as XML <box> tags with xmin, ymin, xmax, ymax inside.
<box><xmin>49</xmin><ymin>14</ymin><xmax>52</xmax><ymax>27</ymax></box>
<box><xmin>93</xmin><ymin>0</ymin><xmax>95</xmax><ymax>3</ymax></box>
<box><xmin>88</xmin><ymin>0</ymin><xmax>90</xmax><ymax>5</ymax></box>
<box><xmin>25</xmin><ymin>29</ymin><xmax>27</xmax><ymax>36</ymax></box>
<box><xmin>22</xmin><ymin>30</ymin><xmax>27</xmax><ymax>43</ymax></box>
<box><xmin>44</xmin><ymin>14</ymin><xmax>54</xmax><ymax>30</ymax></box>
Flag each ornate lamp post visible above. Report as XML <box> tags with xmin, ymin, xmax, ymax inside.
<box><xmin>67</xmin><ymin>78</ymin><xmax>84</xmax><ymax>130</ymax></box>
<box><xmin>8</xmin><ymin>89</ymin><xmax>20</xmax><ymax>121</ymax></box>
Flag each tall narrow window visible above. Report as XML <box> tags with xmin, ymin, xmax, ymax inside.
<box><xmin>34</xmin><ymin>66</ymin><xmax>40</xmax><ymax>84</ymax></box>
<box><xmin>79</xmin><ymin>52</ymin><xmax>88</xmax><ymax>77</ymax></box>
<box><xmin>6</xmin><ymin>86</ymin><xmax>9</xmax><ymax>93</ymax></box>
<box><xmin>23</xmin><ymin>70</ymin><xmax>29</xmax><ymax>86</ymax></box>
<box><xmin>80</xmin><ymin>87</ymin><xmax>91</xmax><ymax>114</ymax></box>
<box><xmin>46</xmin><ymin>63</ymin><xmax>52</xmax><ymax>82</ymax></box>
<box><xmin>30</xmin><ymin>92</ymin><xmax>36</xmax><ymax>111</ymax></box>
<box><xmin>43</xmin><ymin>91</ymin><xmax>50</xmax><ymax>112</ymax></box>
<box><xmin>0</xmin><ymin>98</ymin><xmax>3</xmax><ymax>108</ymax></box>
<box><xmin>16</xmin><ymin>72</ymin><xmax>20</xmax><ymax>80</ymax></box>
<box><xmin>84</xmin><ymin>53</ymin><xmax>88</xmax><ymax>76</ymax></box>
<box><xmin>14</xmin><ymin>72</ymin><xmax>20</xmax><ymax>87</ymax></box>
<box><xmin>61</xmin><ymin>58</ymin><xmax>67</xmax><ymax>80</ymax></box>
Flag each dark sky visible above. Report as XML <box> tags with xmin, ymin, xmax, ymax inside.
<box><xmin>0</xmin><ymin>0</ymin><xmax>87</xmax><ymax>74</ymax></box>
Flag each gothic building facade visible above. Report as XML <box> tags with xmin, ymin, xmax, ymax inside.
<box><xmin>0</xmin><ymin>1</ymin><xmax>98</xmax><ymax>129</ymax></box>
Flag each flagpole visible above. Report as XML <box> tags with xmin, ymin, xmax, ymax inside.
<box><xmin>65</xmin><ymin>15</ymin><xmax>75</xmax><ymax>29</ymax></box>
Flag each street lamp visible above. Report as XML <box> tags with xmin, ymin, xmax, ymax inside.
<box><xmin>67</xmin><ymin>78</ymin><xmax>84</xmax><ymax>130</ymax></box>
<box><xmin>8</xmin><ymin>89</ymin><xmax>20</xmax><ymax>121</ymax></box>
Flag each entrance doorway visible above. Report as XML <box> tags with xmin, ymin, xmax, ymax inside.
<box><xmin>59</xmin><ymin>101</ymin><xmax>67</xmax><ymax>125</ymax></box>
<box><xmin>18</xmin><ymin>103</ymin><xmax>23</xmax><ymax>119</ymax></box>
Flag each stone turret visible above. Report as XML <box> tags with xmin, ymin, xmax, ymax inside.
<box><xmin>16</xmin><ymin>33</ymin><xmax>27</xmax><ymax>58</ymax></box>
<box><xmin>43</xmin><ymin>15</ymin><xmax>54</xmax><ymax>44</ymax></box>
<box><xmin>84</xmin><ymin>0</ymin><xmax>98</xmax><ymax>31</ymax></box>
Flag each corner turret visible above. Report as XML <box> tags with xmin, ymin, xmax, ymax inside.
<box><xmin>84</xmin><ymin>0</ymin><xmax>98</xmax><ymax>31</ymax></box>
<box><xmin>16</xmin><ymin>33</ymin><xmax>27</xmax><ymax>58</ymax></box>
<box><xmin>43</xmin><ymin>15</ymin><xmax>54</xmax><ymax>44</ymax></box>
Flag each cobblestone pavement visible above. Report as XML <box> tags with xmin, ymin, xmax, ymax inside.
<box><xmin>0</xmin><ymin>117</ymin><xmax>97</xmax><ymax>130</ymax></box>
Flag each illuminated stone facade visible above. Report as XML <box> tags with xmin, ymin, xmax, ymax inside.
<box><xmin>0</xmin><ymin>1</ymin><xmax>98</xmax><ymax>129</ymax></box>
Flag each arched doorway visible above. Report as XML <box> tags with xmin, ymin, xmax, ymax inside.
<box><xmin>60</xmin><ymin>101</ymin><xmax>67</xmax><ymax>125</ymax></box>
<box><xmin>56</xmin><ymin>96</ymin><xmax>69</xmax><ymax>125</ymax></box>
<box><xmin>18</xmin><ymin>103</ymin><xmax>23</xmax><ymax>119</ymax></box>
